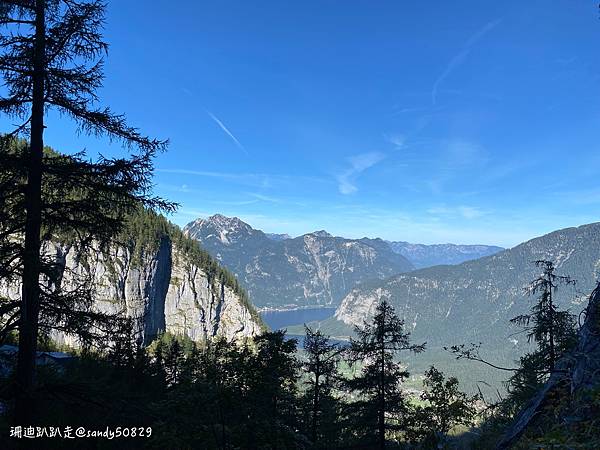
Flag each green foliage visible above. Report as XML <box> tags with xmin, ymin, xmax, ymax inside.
<box><xmin>149</xmin><ymin>330</ymin><xmax>304</xmax><ymax>449</ymax></box>
<box><xmin>408</xmin><ymin>366</ymin><xmax>480</xmax><ymax>448</ymax></box>
<box><xmin>0</xmin><ymin>317</ymin><xmax>495</xmax><ymax>449</ymax></box>
<box><xmin>344</xmin><ymin>299</ymin><xmax>426</xmax><ymax>449</ymax></box>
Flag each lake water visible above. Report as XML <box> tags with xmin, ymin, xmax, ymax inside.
<box><xmin>260</xmin><ymin>307</ymin><xmax>336</xmax><ymax>331</ymax></box>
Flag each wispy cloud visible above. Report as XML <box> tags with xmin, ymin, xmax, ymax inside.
<box><xmin>247</xmin><ymin>192</ymin><xmax>282</xmax><ymax>203</ymax></box>
<box><xmin>385</xmin><ymin>133</ymin><xmax>406</xmax><ymax>150</ymax></box>
<box><xmin>157</xmin><ymin>169</ymin><xmax>330</xmax><ymax>191</ymax></box>
<box><xmin>205</xmin><ymin>110</ymin><xmax>247</xmax><ymax>154</ymax></box>
<box><xmin>431</xmin><ymin>18</ymin><xmax>502</xmax><ymax>105</ymax></box>
<box><xmin>336</xmin><ymin>152</ymin><xmax>386</xmax><ymax>195</ymax></box>
<box><xmin>158</xmin><ymin>168</ymin><xmax>268</xmax><ymax>187</ymax></box>
<box><xmin>427</xmin><ymin>205</ymin><xmax>487</xmax><ymax>220</ymax></box>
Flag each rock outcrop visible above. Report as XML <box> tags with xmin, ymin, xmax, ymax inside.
<box><xmin>2</xmin><ymin>217</ymin><xmax>263</xmax><ymax>347</ymax></box>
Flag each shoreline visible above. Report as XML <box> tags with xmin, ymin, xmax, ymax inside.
<box><xmin>257</xmin><ymin>305</ymin><xmax>338</xmax><ymax>313</ymax></box>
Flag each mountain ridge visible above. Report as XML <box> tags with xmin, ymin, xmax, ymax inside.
<box><xmin>184</xmin><ymin>215</ymin><xmax>415</xmax><ymax>309</ymax></box>
<box><xmin>185</xmin><ymin>214</ymin><xmax>503</xmax><ymax>270</ymax></box>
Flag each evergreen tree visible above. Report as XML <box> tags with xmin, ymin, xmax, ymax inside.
<box><xmin>505</xmin><ymin>260</ymin><xmax>577</xmax><ymax>413</ymax></box>
<box><xmin>345</xmin><ymin>299</ymin><xmax>425</xmax><ymax>449</ymax></box>
<box><xmin>163</xmin><ymin>336</ymin><xmax>184</xmax><ymax>386</ymax></box>
<box><xmin>301</xmin><ymin>325</ymin><xmax>342</xmax><ymax>448</ymax></box>
<box><xmin>0</xmin><ymin>0</ymin><xmax>172</xmax><ymax>423</ymax></box>
<box><xmin>243</xmin><ymin>330</ymin><xmax>300</xmax><ymax>448</ymax></box>
<box><xmin>410</xmin><ymin>366</ymin><xmax>479</xmax><ymax>448</ymax></box>
<box><xmin>511</xmin><ymin>260</ymin><xmax>577</xmax><ymax>374</ymax></box>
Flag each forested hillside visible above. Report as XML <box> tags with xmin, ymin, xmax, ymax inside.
<box><xmin>303</xmin><ymin>223</ymin><xmax>600</xmax><ymax>393</ymax></box>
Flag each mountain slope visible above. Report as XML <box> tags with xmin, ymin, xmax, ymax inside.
<box><xmin>388</xmin><ymin>241</ymin><xmax>503</xmax><ymax>269</ymax></box>
<box><xmin>319</xmin><ymin>223</ymin><xmax>600</xmax><ymax>391</ymax></box>
<box><xmin>184</xmin><ymin>215</ymin><xmax>414</xmax><ymax>309</ymax></box>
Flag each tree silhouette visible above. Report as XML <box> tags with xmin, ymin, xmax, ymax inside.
<box><xmin>345</xmin><ymin>299</ymin><xmax>425</xmax><ymax>449</ymax></box>
<box><xmin>446</xmin><ymin>260</ymin><xmax>578</xmax><ymax>421</ymax></box>
<box><xmin>301</xmin><ymin>325</ymin><xmax>343</xmax><ymax>447</ymax></box>
<box><xmin>505</xmin><ymin>260</ymin><xmax>577</xmax><ymax>413</ymax></box>
<box><xmin>511</xmin><ymin>260</ymin><xmax>577</xmax><ymax>374</ymax></box>
<box><xmin>0</xmin><ymin>0</ymin><xmax>171</xmax><ymax>423</ymax></box>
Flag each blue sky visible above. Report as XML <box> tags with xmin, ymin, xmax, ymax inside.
<box><xmin>6</xmin><ymin>0</ymin><xmax>600</xmax><ymax>247</ymax></box>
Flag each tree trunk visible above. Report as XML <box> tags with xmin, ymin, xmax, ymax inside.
<box><xmin>379</xmin><ymin>307</ymin><xmax>386</xmax><ymax>450</ymax></box>
<box><xmin>14</xmin><ymin>0</ymin><xmax>45</xmax><ymax>425</ymax></box>
<box><xmin>547</xmin><ymin>276</ymin><xmax>556</xmax><ymax>372</ymax></box>
<box><xmin>311</xmin><ymin>361</ymin><xmax>320</xmax><ymax>444</ymax></box>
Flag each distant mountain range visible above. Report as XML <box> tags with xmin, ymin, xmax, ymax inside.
<box><xmin>183</xmin><ymin>215</ymin><xmax>414</xmax><ymax>309</ymax></box>
<box><xmin>388</xmin><ymin>241</ymin><xmax>503</xmax><ymax>269</ymax></box>
<box><xmin>265</xmin><ymin>227</ymin><xmax>503</xmax><ymax>269</ymax></box>
<box><xmin>266</xmin><ymin>233</ymin><xmax>292</xmax><ymax>241</ymax></box>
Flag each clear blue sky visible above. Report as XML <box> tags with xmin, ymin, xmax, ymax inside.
<box><xmin>8</xmin><ymin>0</ymin><xmax>600</xmax><ymax>247</ymax></box>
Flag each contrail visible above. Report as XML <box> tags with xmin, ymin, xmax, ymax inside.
<box><xmin>206</xmin><ymin>109</ymin><xmax>248</xmax><ymax>154</ymax></box>
<box><xmin>432</xmin><ymin>18</ymin><xmax>502</xmax><ymax>105</ymax></box>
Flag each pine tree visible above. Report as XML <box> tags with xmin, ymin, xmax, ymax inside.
<box><xmin>0</xmin><ymin>0</ymin><xmax>172</xmax><ymax>423</ymax></box>
<box><xmin>301</xmin><ymin>325</ymin><xmax>342</xmax><ymax>448</ymax></box>
<box><xmin>345</xmin><ymin>299</ymin><xmax>425</xmax><ymax>449</ymax></box>
<box><xmin>505</xmin><ymin>260</ymin><xmax>577</xmax><ymax>412</ymax></box>
<box><xmin>511</xmin><ymin>260</ymin><xmax>577</xmax><ymax>374</ymax></box>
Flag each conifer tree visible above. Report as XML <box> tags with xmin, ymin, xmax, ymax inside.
<box><xmin>345</xmin><ymin>299</ymin><xmax>425</xmax><ymax>449</ymax></box>
<box><xmin>505</xmin><ymin>260</ymin><xmax>577</xmax><ymax>412</ymax></box>
<box><xmin>0</xmin><ymin>0</ymin><xmax>172</xmax><ymax>423</ymax></box>
<box><xmin>302</xmin><ymin>325</ymin><xmax>342</xmax><ymax>447</ymax></box>
<box><xmin>510</xmin><ymin>260</ymin><xmax>577</xmax><ymax>374</ymax></box>
<box><xmin>446</xmin><ymin>260</ymin><xmax>578</xmax><ymax>417</ymax></box>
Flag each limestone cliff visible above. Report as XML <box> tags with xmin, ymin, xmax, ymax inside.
<box><xmin>2</xmin><ymin>211</ymin><xmax>264</xmax><ymax>346</ymax></box>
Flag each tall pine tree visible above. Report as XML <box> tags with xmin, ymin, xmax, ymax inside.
<box><xmin>301</xmin><ymin>325</ymin><xmax>342</xmax><ymax>448</ymax></box>
<box><xmin>345</xmin><ymin>299</ymin><xmax>425</xmax><ymax>449</ymax></box>
<box><xmin>0</xmin><ymin>0</ymin><xmax>171</xmax><ymax>423</ymax></box>
<box><xmin>505</xmin><ymin>260</ymin><xmax>577</xmax><ymax>412</ymax></box>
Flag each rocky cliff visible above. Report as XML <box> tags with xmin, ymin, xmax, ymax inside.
<box><xmin>2</xmin><ymin>211</ymin><xmax>263</xmax><ymax>346</ymax></box>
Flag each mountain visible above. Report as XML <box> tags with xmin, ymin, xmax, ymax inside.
<box><xmin>266</xmin><ymin>233</ymin><xmax>292</xmax><ymax>241</ymax></box>
<box><xmin>314</xmin><ymin>223</ymin><xmax>600</xmax><ymax>392</ymax></box>
<box><xmin>388</xmin><ymin>241</ymin><xmax>504</xmax><ymax>269</ymax></box>
<box><xmin>183</xmin><ymin>215</ymin><xmax>415</xmax><ymax>310</ymax></box>
<box><xmin>1</xmin><ymin>210</ymin><xmax>264</xmax><ymax>346</ymax></box>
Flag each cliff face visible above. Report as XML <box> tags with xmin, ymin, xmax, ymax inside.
<box><xmin>3</xmin><ymin>228</ymin><xmax>263</xmax><ymax>347</ymax></box>
<box><xmin>165</xmin><ymin>248</ymin><xmax>262</xmax><ymax>342</ymax></box>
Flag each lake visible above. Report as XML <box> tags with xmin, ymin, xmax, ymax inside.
<box><xmin>260</xmin><ymin>307</ymin><xmax>336</xmax><ymax>331</ymax></box>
